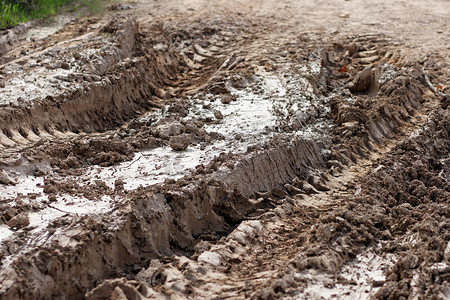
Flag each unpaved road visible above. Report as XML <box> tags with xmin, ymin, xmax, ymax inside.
<box><xmin>0</xmin><ymin>0</ymin><xmax>449</xmax><ymax>299</ymax></box>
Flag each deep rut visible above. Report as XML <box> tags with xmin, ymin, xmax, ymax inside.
<box><xmin>85</xmin><ymin>44</ymin><xmax>447</xmax><ymax>298</ymax></box>
<box><xmin>0</xmin><ymin>15</ymin><xmax>248</xmax><ymax>154</ymax></box>
<box><xmin>0</xmin><ymin>1</ymin><xmax>449</xmax><ymax>299</ymax></box>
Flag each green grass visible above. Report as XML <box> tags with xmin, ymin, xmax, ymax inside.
<box><xmin>0</xmin><ymin>2</ymin><xmax>27</xmax><ymax>29</ymax></box>
<box><xmin>0</xmin><ymin>0</ymin><xmax>104</xmax><ymax>29</ymax></box>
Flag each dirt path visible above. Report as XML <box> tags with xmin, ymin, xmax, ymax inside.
<box><xmin>0</xmin><ymin>0</ymin><xmax>448</xmax><ymax>299</ymax></box>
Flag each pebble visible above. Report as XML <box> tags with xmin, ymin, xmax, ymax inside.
<box><xmin>60</xmin><ymin>62</ymin><xmax>70</xmax><ymax>70</ymax></box>
<box><xmin>169</xmin><ymin>134</ymin><xmax>190</xmax><ymax>151</ymax></box>
<box><xmin>220</xmin><ymin>94</ymin><xmax>233</xmax><ymax>104</ymax></box>
<box><xmin>213</xmin><ymin>110</ymin><xmax>224</xmax><ymax>119</ymax></box>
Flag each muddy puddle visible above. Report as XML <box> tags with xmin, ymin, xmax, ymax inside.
<box><xmin>301</xmin><ymin>251</ymin><xmax>397</xmax><ymax>299</ymax></box>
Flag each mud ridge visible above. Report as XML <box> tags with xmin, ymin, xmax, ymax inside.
<box><xmin>248</xmin><ymin>110</ymin><xmax>450</xmax><ymax>300</ymax></box>
<box><xmin>0</xmin><ymin>3</ymin><xmax>448</xmax><ymax>298</ymax></box>
<box><xmin>95</xmin><ymin>102</ymin><xmax>449</xmax><ymax>300</ymax></box>
<box><xmin>0</xmin><ymin>135</ymin><xmax>324</xmax><ymax>299</ymax></box>
<box><xmin>0</xmin><ymin>16</ymin><xmax>185</xmax><ymax>151</ymax></box>
<box><xmin>80</xmin><ymin>35</ymin><xmax>448</xmax><ymax>299</ymax></box>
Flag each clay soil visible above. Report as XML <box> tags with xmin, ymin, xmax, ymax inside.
<box><xmin>0</xmin><ymin>0</ymin><xmax>449</xmax><ymax>299</ymax></box>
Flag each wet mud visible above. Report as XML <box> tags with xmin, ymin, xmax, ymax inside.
<box><xmin>0</xmin><ymin>1</ymin><xmax>449</xmax><ymax>299</ymax></box>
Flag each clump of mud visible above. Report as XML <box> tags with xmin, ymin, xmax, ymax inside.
<box><xmin>247</xmin><ymin>114</ymin><xmax>449</xmax><ymax>299</ymax></box>
<box><xmin>367</xmin><ymin>110</ymin><xmax>449</xmax><ymax>299</ymax></box>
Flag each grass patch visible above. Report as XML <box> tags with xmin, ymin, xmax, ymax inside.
<box><xmin>0</xmin><ymin>0</ymin><xmax>104</xmax><ymax>29</ymax></box>
<box><xmin>0</xmin><ymin>2</ymin><xmax>28</xmax><ymax>28</ymax></box>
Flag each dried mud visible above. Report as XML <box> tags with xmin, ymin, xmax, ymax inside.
<box><xmin>0</xmin><ymin>1</ymin><xmax>449</xmax><ymax>299</ymax></box>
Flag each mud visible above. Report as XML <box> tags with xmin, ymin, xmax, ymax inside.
<box><xmin>0</xmin><ymin>0</ymin><xmax>449</xmax><ymax>299</ymax></box>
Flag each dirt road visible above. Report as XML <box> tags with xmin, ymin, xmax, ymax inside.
<box><xmin>0</xmin><ymin>0</ymin><xmax>449</xmax><ymax>299</ymax></box>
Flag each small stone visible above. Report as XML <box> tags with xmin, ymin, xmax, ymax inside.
<box><xmin>60</xmin><ymin>62</ymin><xmax>70</xmax><ymax>70</ymax></box>
<box><xmin>110</xmin><ymin>287</ymin><xmax>127</xmax><ymax>299</ymax></box>
<box><xmin>43</xmin><ymin>184</ymin><xmax>58</xmax><ymax>194</ymax></box>
<box><xmin>293</xmin><ymin>178</ymin><xmax>315</xmax><ymax>194</ymax></box>
<box><xmin>221</xmin><ymin>95</ymin><xmax>233</xmax><ymax>104</ymax></box>
<box><xmin>198</xmin><ymin>251</ymin><xmax>221</xmax><ymax>266</ymax></box>
<box><xmin>168</xmin><ymin>123</ymin><xmax>185</xmax><ymax>136</ymax></box>
<box><xmin>274</xmin><ymin>206</ymin><xmax>286</xmax><ymax>218</ymax></box>
<box><xmin>444</xmin><ymin>241</ymin><xmax>450</xmax><ymax>261</ymax></box>
<box><xmin>208</xmin><ymin>82</ymin><xmax>229</xmax><ymax>95</ymax></box>
<box><xmin>169</xmin><ymin>134</ymin><xmax>191</xmax><ymax>151</ymax></box>
<box><xmin>7</xmin><ymin>213</ymin><xmax>30</xmax><ymax>229</ymax></box>
<box><xmin>213</xmin><ymin>110</ymin><xmax>223</xmax><ymax>119</ymax></box>
<box><xmin>370</xmin><ymin>279</ymin><xmax>385</xmax><ymax>288</ymax></box>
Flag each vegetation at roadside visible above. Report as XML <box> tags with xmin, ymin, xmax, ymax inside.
<box><xmin>0</xmin><ymin>0</ymin><xmax>103</xmax><ymax>29</ymax></box>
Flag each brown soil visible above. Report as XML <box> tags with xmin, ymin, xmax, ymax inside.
<box><xmin>0</xmin><ymin>0</ymin><xmax>448</xmax><ymax>299</ymax></box>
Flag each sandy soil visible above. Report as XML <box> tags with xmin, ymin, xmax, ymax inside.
<box><xmin>0</xmin><ymin>0</ymin><xmax>449</xmax><ymax>299</ymax></box>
